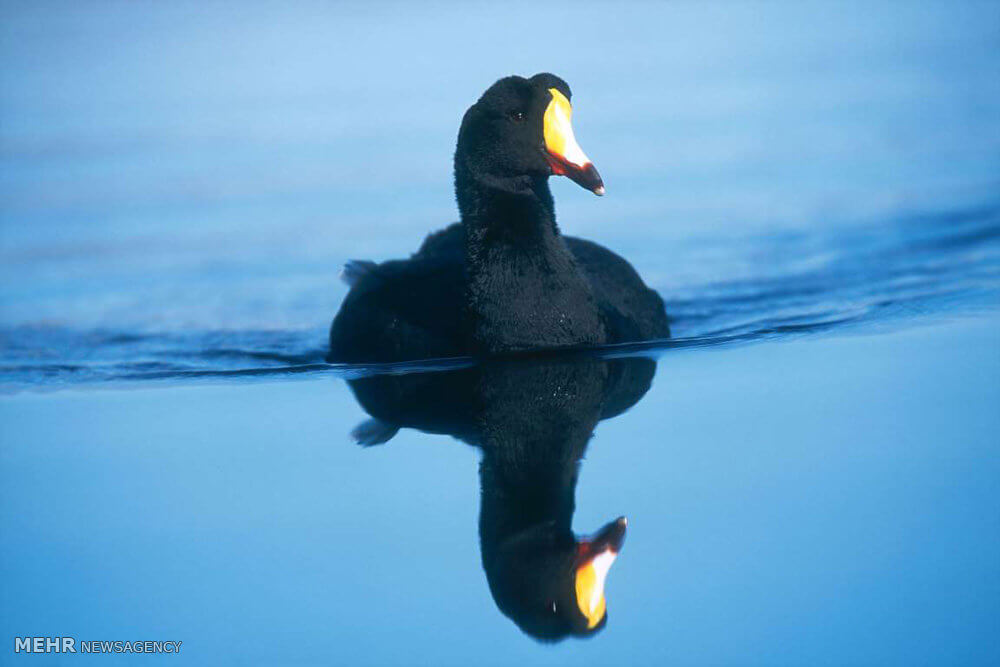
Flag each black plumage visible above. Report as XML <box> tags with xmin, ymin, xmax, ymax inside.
<box><xmin>328</xmin><ymin>73</ymin><xmax>668</xmax><ymax>363</ymax></box>
<box><xmin>344</xmin><ymin>356</ymin><xmax>658</xmax><ymax>640</ymax></box>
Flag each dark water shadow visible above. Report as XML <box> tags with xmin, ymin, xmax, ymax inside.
<box><xmin>342</xmin><ymin>354</ymin><xmax>659</xmax><ymax>640</ymax></box>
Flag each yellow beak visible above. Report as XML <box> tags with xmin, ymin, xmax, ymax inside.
<box><xmin>543</xmin><ymin>88</ymin><xmax>605</xmax><ymax>196</ymax></box>
<box><xmin>575</xmin><ymin>548</ymin><xmax>616</xmax><ymax>628</ymax></box>
<box><xmin>573</xmin><ymin>516</ymin><xmax>626</xmax><ymax>629</ymax></box>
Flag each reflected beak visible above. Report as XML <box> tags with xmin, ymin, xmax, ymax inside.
<box><xmin>574</xmin><ymin>516</ymin><xmax>627</xmax><ymax>628</ymax></box>
<box><xmin>543</xmin><ymin>88</ymin><xmax>605</xmax><ymax>196</ymax></box>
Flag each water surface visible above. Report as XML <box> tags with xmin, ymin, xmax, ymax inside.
<box><xmin>1</xmin><ymin>1</ymin><xmax>999</xmax><ymax>664</ymax></box>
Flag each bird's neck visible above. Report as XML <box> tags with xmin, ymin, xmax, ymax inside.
<box><xmin>456</xmin><ymin>168</ymin><xmax>558</xmax><ymax>246</ymax></box>
<box><xmin>474</xmin><ymin>360</ymin><xmax>605</xmax><ymax>563</ymax></box>
<box><xmin>454</xmin><ymin>168</ymin><xmax>604</xmax><ymax>354</ymax></box>
<box><xmin>478</xmin><ymin>449</ymin><xmax>579</xmax><ymax>559</ymax></box>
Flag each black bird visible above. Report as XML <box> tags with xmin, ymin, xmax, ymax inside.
<box><xmin>344</xmin><ymin>355</ymin><xmax>658</xmax><ymax>640</ymax></box>
<box><xmin>328</xmin><ymin>73</ymin><xmax>668</xmax><ymax>363</ymax></box>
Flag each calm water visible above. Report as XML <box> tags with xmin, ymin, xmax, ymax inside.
<box><xmin>2</xmin><ymin>1</ymin><xmax>1000</xmax><ymax>664</ymax></box>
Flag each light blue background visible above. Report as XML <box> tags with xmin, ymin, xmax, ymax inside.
<box><xmin>1</xmin><ymin>2</ymin><xmax>999</xmax><ymax>664</ymax></box>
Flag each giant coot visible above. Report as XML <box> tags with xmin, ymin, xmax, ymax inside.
<box><xmin>328</xmin><ymin>73</ymin><xmax>668</xmax><ymax>362</ymax></box>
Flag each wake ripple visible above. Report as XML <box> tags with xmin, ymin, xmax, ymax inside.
<box><xmin>2</xmin><ymin>203</ymin><xmax>998</xmax><ymax>391</ymax></box>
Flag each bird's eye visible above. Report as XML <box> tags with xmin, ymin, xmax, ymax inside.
<box><xmin>508</xmin><ymin>110</ymin><xmax>526</xmax><ymax>122</ymax></box>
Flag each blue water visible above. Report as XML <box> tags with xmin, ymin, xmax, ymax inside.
<box><xmin>2</xmin><ymin>1</ymin><xmax>1000</xmax><ymax>664</ymax></box>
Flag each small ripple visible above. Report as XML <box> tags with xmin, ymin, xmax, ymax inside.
<box><xmin>2</xmin><ymin>201</ymin><xmax>999</xmax><ymax>391</ymax></box>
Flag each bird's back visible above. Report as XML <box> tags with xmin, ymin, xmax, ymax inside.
<box><xmin>327</xmin><ymin>252</ymin><xmax>466</xmax><ymax>363</ymax></box>
<box><xmin>328</xmin><ymin>223</ymin><xmax>668</xmax><ymax>362</ymax></box>
<box><xmin>565</xmin><ymin>236</ymin><xmax>670</xmax><ymax>342</ymax></box>
<box><xmin>416</xmin><ymin>223</ymin><xmax>669</xmax><ymax>341</ymax></box>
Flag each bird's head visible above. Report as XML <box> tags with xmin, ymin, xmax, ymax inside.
<box><xmin>456</xmin><ymin>73</ymin><xmax>604</xmax><ymax>197</ymax></box>
<box><xmin>485</xmin><ymin>515</ymin><xmax>627</xmax><ymax>641</ymax></box>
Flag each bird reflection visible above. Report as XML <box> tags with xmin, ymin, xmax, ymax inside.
<box><xmin>345</xmin><ymin>355</ymin><xmax>658</xmax><ymax>641</ymax></box>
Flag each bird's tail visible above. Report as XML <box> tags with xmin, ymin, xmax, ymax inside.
<box><xmin>350</xmin><ymin>418</ymin><xmax>400</xmax><ymax>447</ymax></box>
<box><xmin>340</xmin><ymin>259</ymin><xmax>378</xmax><ymax>287</ymax></box>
